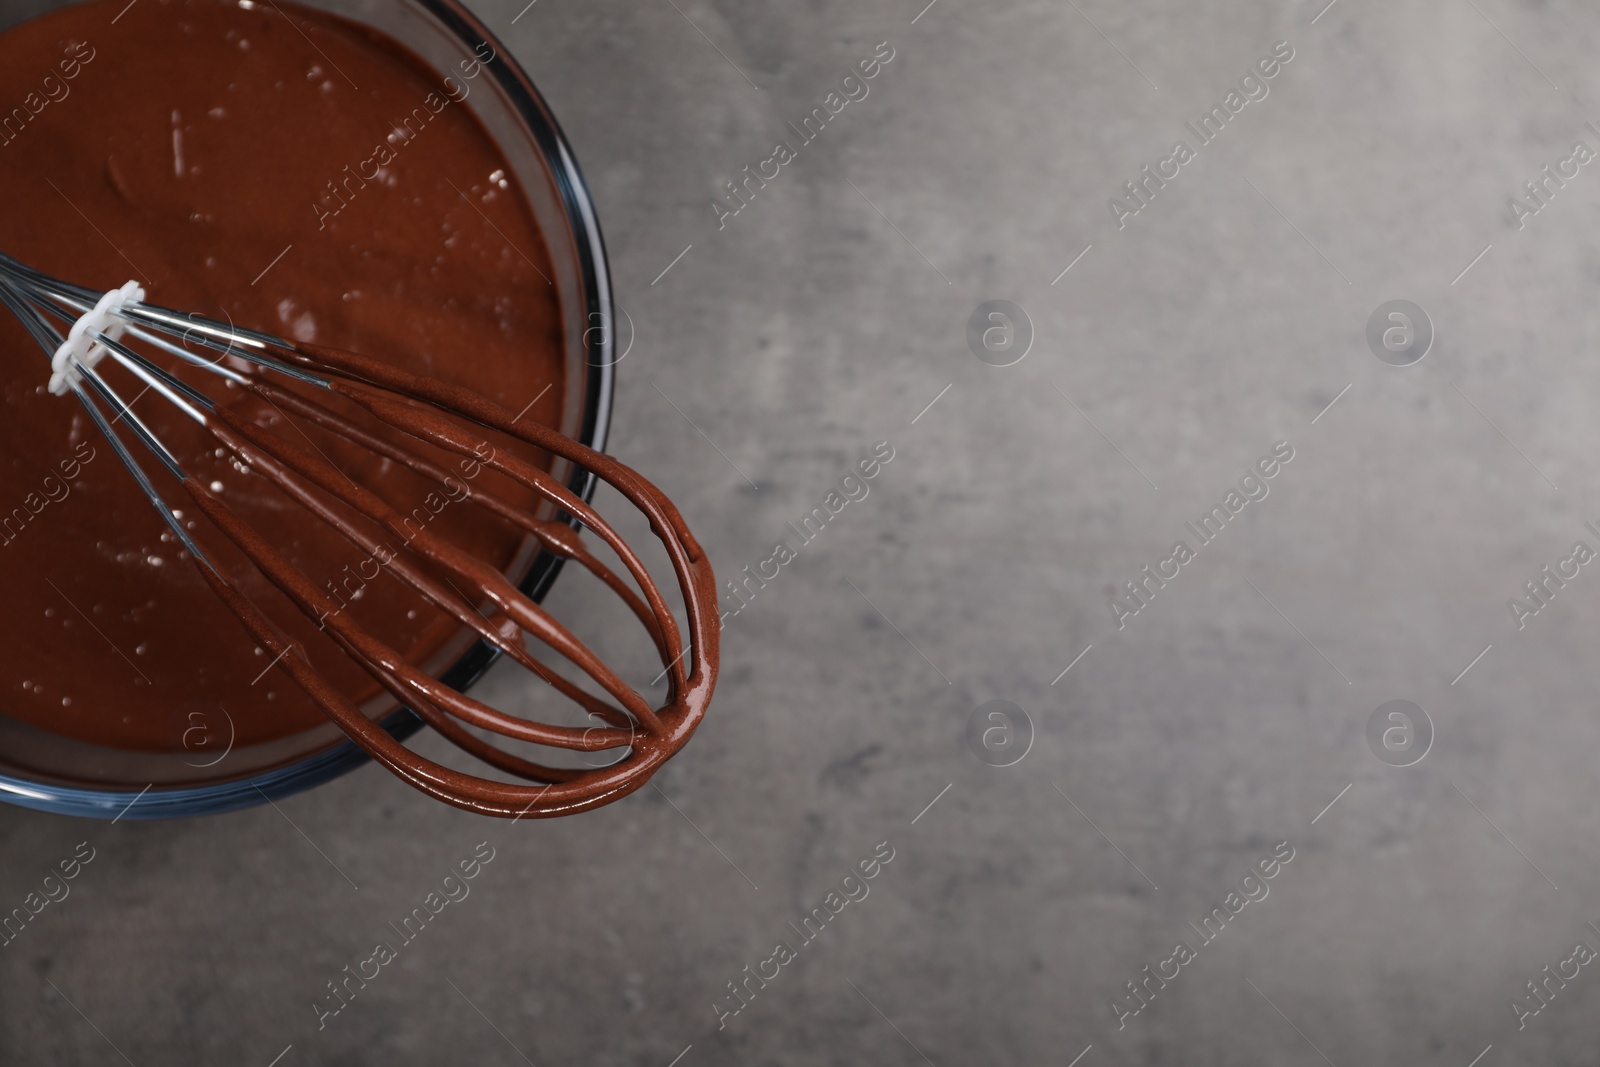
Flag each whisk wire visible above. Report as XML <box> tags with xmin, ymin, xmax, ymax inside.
<box><xmin>0</xmin><ymin>256</ymin><xmax>718</xmax><ymax>818</ymax></box>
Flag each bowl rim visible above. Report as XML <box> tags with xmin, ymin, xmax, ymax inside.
<box><xmin>0</xmin><ymin>0</ymin><xmax>616</xmax><ymax>820</ymax></box>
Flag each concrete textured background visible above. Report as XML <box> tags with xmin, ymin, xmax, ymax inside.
<box><xmin>9</xmin><ymin>0</ymin><xmax>1600</xmax><ymax>1063</ymax></box>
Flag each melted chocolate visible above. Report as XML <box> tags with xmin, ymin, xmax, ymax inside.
<box><xmin>0</xmin><ymin>0</ymin><xmax>566</xmax><ymax>784</ymax></box>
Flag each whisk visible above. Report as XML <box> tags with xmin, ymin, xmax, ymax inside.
<box><xmin>0</xmin><ymin>251</ymin><xmax>718</xmax><ymax>819</ymax></box>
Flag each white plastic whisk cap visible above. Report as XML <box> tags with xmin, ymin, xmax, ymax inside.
<box><xmin>48</xmin><ymin>280</ymin><xmax>145</xmax><ymax>396</ymax></box>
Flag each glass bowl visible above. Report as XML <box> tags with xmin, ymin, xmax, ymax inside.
<box><xmin>0</xmin><ymin>0</ymin><xmax>615</xmax><ymax>819</ymax></box>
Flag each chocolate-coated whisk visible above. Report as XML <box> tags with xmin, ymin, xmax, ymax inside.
<box><xmin>0</xmin><ymin>251</ymin><xmax>718</xmax><ymax>818</ymax></box>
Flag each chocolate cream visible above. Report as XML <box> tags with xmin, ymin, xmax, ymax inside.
<box><xmin>0</xmin><ymin>0</ymin><xmax>567</xmax><ymax>786</ymax></box>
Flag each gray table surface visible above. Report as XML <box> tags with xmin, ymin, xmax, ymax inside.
<box><xmin>7</xmin><ymin>0</ymin><xmax>1600</xmax><ymax>1063</ymax></box>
